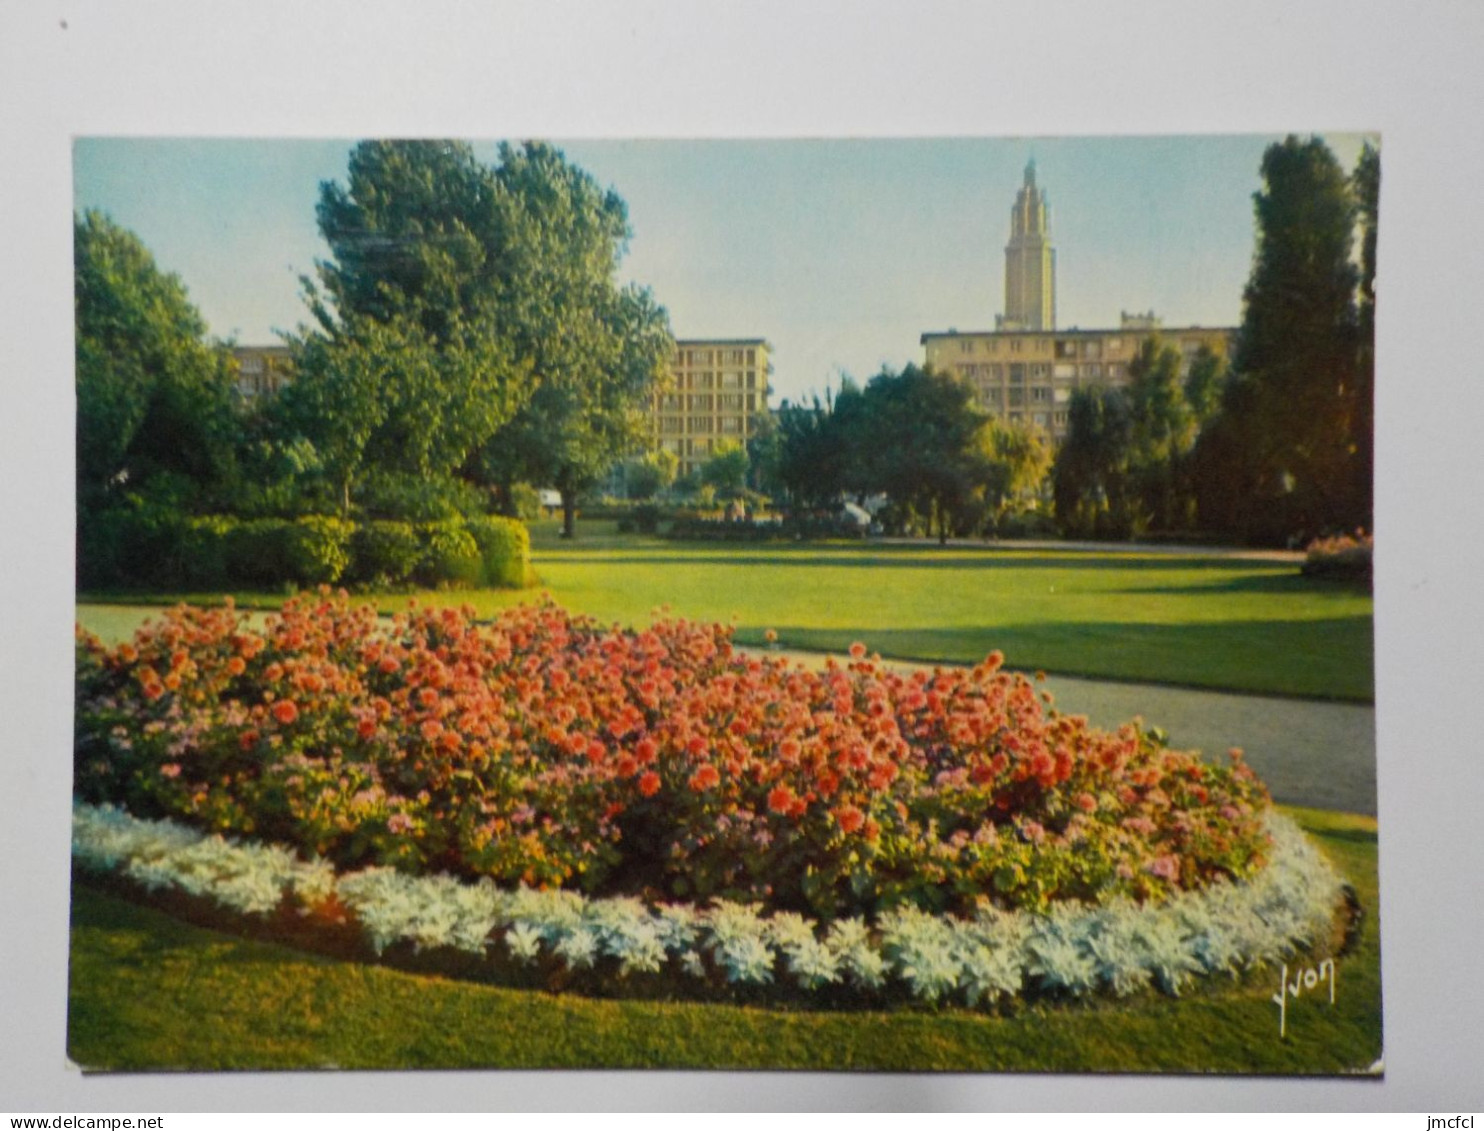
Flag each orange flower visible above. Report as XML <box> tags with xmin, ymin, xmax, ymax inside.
<box><xmin>689</xmin><ymin>764</ymin><xmax>721</xmax><ymax>792</ymax></box>
<box><xmin>272</xmin><ymin>699</ymin><xmax>299</xmax><ymax>725</ymax></box>
<box><xmin>849</xmin><ymin>642</ymin><xmax>867</xmax><ymax>660</ymax></box>
<box><xmin>638</xmin><ymin>771</ymin><xmax>662</xmax><ymax>797</ymax></box>
<box><xmin>835</xmin><ymin>804</ymin><xmax>865</xmax><ymax>834</ymax></box>
<box><xmin>767</xmin><ymin>784</ymin><xmax>795</xmax><ymax>813</ymax></box>
<box><xmin>615</xmin><ymin>754</ymin><xmax>638</xmax><ymax>777</ymax></box>
<box><xmin>225</xmin><ymin>656</ymin><xmax>246</xmax><ymax>677</ymax></box>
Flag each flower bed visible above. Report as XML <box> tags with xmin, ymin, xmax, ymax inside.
<box><xmin>1302</xmin><ymin>530</ymin><xmax>1373</xmax><ymax>584</ymax></box>
<box><xmin>71</xmin><ymin>801</ymin><xmax>1343</xmax><ymax>1007</ymax></box>
<box><xmin>75</xmin><ymin>593</ymin><xmax>1274</xmax><ymax>923</ymax></box>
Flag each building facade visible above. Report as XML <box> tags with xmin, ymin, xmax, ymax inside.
<box><xmin>231</xmin><ymin>344</ymin><xmax>293</xmax><ymax>400</ymax></box>
<box><xmin>998</xmin><ymin>160</ymin><xmax>1056</xmax><ymax>332</ymax></box>
<box><xmin>921</xmin><ymin>316</ymin><xmax>1232</xmax><ymax>444</ymax></box>
<box><xmin>653</xmin><ymin>338</ymin><xmax>771</xmax><ymax>480</ymax></box>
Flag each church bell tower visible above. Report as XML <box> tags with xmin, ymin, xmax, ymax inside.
<box><xmin>997</xmin><ymin>160</ymin><xmax>1056</xmax><ymax>331</ymax></box>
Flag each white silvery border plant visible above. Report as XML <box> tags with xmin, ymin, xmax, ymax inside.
<box><xmin>72</xmin><ymin>800</ymin><xmax>1345</xmax><ymax>1008</ymax></box>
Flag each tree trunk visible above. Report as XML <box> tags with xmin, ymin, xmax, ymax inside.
<box><xmin>561</xmin><ymin>489</ymin><xmax>576</xmax><ymax>540</ymax></box>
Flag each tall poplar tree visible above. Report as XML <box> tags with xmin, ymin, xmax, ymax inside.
<box><xmin>1194</xmin><ymin>135</ymin><xmax>1364</xmax><ymax>543</ymax></box>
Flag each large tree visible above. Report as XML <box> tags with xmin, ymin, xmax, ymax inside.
<box><xmin>1351</xmin><ymin>142</ymin><xmax>1379</xmax><ymax>533</ymax></box>
<box><xmin>1053</xmin><ymin>386</ymin><xmax>1136</xmax><ymax>538</ymax></box>
<box><xmin>474</xmin><ymin>142</ymin><xmax>674</xmax><ymax>538</ymax></box>
<box><xmin>281</xmin><ymin>140</ymin><xmax>532</xmax><ymax>516</ymax></box>
<box><xmin>1193</xmin><ymin>135</ymin><xmax>1366</xmax><ymax>542</ymax></box>
<box><xmin>1126</xmin><ymin>336</ymin><xmax>1198</xmax><ymax>531</ymax></box>
<box><xmin>74</xmin><ymin>210</ymin><xmax>238</xmax><ymax>513</ymax></box>
<box><xmin>853</xmin><ymin>365</ymin><xmax>995</xmax><ymax>543</ymax></box>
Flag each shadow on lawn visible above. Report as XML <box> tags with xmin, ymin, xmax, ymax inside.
<box><xmin>544</xmin><ymin>551</ymin><xmax>1293</xmax><ymax>575</ymax></box>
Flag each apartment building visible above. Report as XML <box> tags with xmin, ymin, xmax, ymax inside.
<box><xmin>921</xmin><ymin>316</ymin><xmax>1232</xmax><ymax>444</ymax></box>
<box><xmin>653</xmin><ymin>338</ymin><xmax>771</xmax><ymax>479</ymax></box>
<box><xmin>231</xmin><ymin>344</ymin><xmax>293</xmax><ymax>400</ymax></box>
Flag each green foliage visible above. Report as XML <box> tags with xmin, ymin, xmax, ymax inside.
<box><xmin>77</xmin><ymin>500</ymin><xmax>189</xmax><ymax>590</ymax></box>
<box><xmin>624</xmin><ymin>449</ymin><xmax>678</xmax><ymax>500</ymax></box>
<box><xmin>1192</xmin><ymin>136</ymin><xmax>1372</xmax><ymax>543</ymax></box>
<box><xmin>349</xmin><ymin>520</ymin><xmax>423</xmax><ymax>587</ymax></box>
<box><xmin>699</xmin><ymin>440</ymin><xmax>749</xmax><ymax>496</ymax></box>
<box><xmin>277</xmin><ymin>140</ymin><xmax>536</xmax><ymax>515</ymax></box>
<box><xmin>225</xmin><ymin>517</ymin><xmax>353</xmax><ymax>588</ymax></box>
<box><xmin>413</xmin><ymin>521</ymin><xmax>483</xmax><ymax>588</ymax></box>
<box><xmin>471</xmin><ymin>142</ymin><xmax>675</xmax><ymax>538</ymax></box>
<box><xmin>466</xmin><ymin>514</ymin><xmax>532</xmax><ymax>589</ymax></box>
<box><xmin>356</xmin><ymin>472</ymin><xmax>486</xmax><ymax>523</ymax></box>
<box><xmin>74</xmin><ymin>211</ymin><xmax>239</xmax><ymax>515</ymax></box>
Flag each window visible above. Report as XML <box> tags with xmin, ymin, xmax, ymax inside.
<box><xmin>960</xmin><ymin>339</ymin><xmax>974</xmax><ymax>354</ymax></box>
<box><xmin>689</xmin><ymin>416</ymin><xmax>713</xmax><ymax>432</ymax></box>
<box><xmin>720</xmin><ymin>371</ymin><xmax>741</xmax><ymax>389</ymax></box>
<box><xmin>660</xmin><ymin>416</ymin><xmax>683</xmax><ymax>433</ymax></box>
<box><xmin>1008</xmin><ymin>389</ymin><xmax>1025</xmax><ymax>407</ymax></box>
<box><xmin>719</xmin><ymin>416</ymin><xmax>743</xmax><ymax>434</ymax></box>
<box><xmin>1054</xmin><ymin>387</ymin><xmax>1071</xmax><ymax>404</ymax></box>
<box><xmin>1010</xmin><ymin>339</ymin><xmax>1023</xmax><ymax>354</ymax></box>
<box><xmin>746</xmin><ymin>371</ymin><xmax>756</xmax><ymax>389</ymax></box>
<box><xmin>1031</xmin><ymin>387</ymin><xmax>1051</xmax><ymax>402</ymax></box>
<box><xmin>1033</xmin><ymin>413</ymin><xmax>1048</xmax><ymax>427</ymax></box>
<box><xmin>1054</xmin><ymin>411</ymin><xmax>1068</xmax><ymax>426</ymax></box>
<box><xmin>1009</xmin><ymin>364</ymin><xmax>1026</xmax><ymax>383</ymax></box>
<box><xmin>719</xmin><ymin>393</ymin><xmax>744</xmax><ymax>410</ymax></box>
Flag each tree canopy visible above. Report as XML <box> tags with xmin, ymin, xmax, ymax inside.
<box><xmin>471</xmin><ymin>142</ymin><xmax>674</xmax><ymax>537</ymax></box>
<box><xmin>279</xmin><ymin>141</ymin><xmax>532</xmax><ymax>515</ymax></box>
<box><xmin>1192</xmin><ymin>135</ymin><xmax>1372</xmax><ymax>542</ymax></box>
<box><xmin>74</xmin><ymin>210</ymin><xmax>238</xmax><ymax>513</ymax></box>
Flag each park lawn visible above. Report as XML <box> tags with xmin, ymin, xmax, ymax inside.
<box><xmin>78</xmin><ymin>522</ymin><xmax>1374</xmax><ymax>701</ymax></box>
<box><xmin>64</xmin><ymin>806</ymin><xmax>1381</xmax><ymax>1074</ymax></box>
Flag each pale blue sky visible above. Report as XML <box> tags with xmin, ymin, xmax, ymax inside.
<box><xmin>73</xmin><ymin>134</ymin><xmax>1371</xmax><ymax>404</ymax></box>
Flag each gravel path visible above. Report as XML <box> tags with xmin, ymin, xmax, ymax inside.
<box><xmin>758</xmin><ymin>648</ymin><xmax>1376</xmax><ymax>816</ymax></box>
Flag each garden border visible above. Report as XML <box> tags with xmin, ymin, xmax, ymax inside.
<box><xmin>72</xmin><ymin>800</ymin><xmax>1346</xmax><ymax>1010</ymax></box>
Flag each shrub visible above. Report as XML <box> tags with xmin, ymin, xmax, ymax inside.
<box><xmin>1302</xmin><ymin>530</ymin><xmax>1373</xmax><ymax>584</ymax></box>
<box><xmin>77</xmin><ymin>503</ymin><xmax>190</xmax><ymax>590</ymax></box>
<box><xmin>224</xmin><ymin>516</ymin><xmax>352</xmax><ymax>588</ymax></box>
<box><xmin>348</xmin><ymin>520</ymin><xmax>422</xmax><ymax>587</ymax></box>
<box><xmin>507</xmin><ymin>483</ymin><xmax>545</xmax><ymax>523</ymax></box>
<box><xmin>465</xmin><ymin>515</ymin><xmax>532</xmax><ymax>589</ymax></box>
<box><xmin>76</xmin><ymin>594</ymin><xmax>1274</xmax><ymax>923</ymax></box>
<box><xmin>414</xmin><ymin>521</ymin><xmax>483</xmax><ymax>588</ymax></box>
<box><xmin>176</xmin><ymin>515</ymin><xmax>236</xmax><ymax>589</ymax></box>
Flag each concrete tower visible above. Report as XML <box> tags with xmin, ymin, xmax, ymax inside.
<box><xmin>997</xmin><ymin>160</ymin><xmax>1056</xmax><ymax>331</ymax></box>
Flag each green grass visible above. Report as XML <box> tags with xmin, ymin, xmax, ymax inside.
<box><xmin>65</xmin><ymin>807</ymin><xmax>1381</xmax><ymax>1073</ymax></box>
<box><xmin>79</xmin><ymin>521</ymin><xmax>1374</xmax><ymax>701</ymax></box>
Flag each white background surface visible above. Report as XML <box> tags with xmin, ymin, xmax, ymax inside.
<box><xmin>2</xmin><ymin>0</ymin><xmax>1481</xmax><ymax>1112</ymax></box>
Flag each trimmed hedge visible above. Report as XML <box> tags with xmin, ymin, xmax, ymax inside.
<box><xmin>225</xmin><ymin>517</ymin><xmax>353</xmax><ymax>588</ymax></box>
<box><xmin>80</xmin><ymin>508</ymin><xmax>531</xmax><ymax>592</ymax></box>
<box><xmin>466</xmin><ymin>514</ymin><xmax>532</xmax><ymax>589</ymax></box>
<box><xmin>348</xmin><ymin>521</ymin><xmax>422</xmax><ymax>587</ymax></box>
<box><xmin>414</xmin><ymin>521</ymin><xmax>483</xmax><ymax>589</ymax></box>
